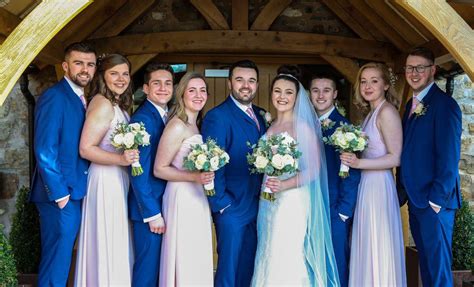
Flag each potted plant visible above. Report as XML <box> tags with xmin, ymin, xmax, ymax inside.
<box><xmin>0</xmin><ymin>224</ymin><xmax>18</xmax><ymax>287</ymax></box>
<box><xmin>9</xmin><ymin>186</ymin><xmax>41</xmax><ymax>286</ymax></box>
<box><xmin>452</xmin><ymin>199</ymin><xmax>474</xmax><ymax>287</ymax></box>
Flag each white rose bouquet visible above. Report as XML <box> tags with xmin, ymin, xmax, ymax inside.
<box><xmin>247</xmin><ymin>132</ymin><xmax>302</xmax><ymax>201</ymax></box>
<box><xmin>183</xmin><ymin>138</ymin><xmax>230</xmax><ymax>196</ymax></box>
<box><xmin>110</xmin><ymin>122</ymin><xmax>151</xmax><ymax>176</ymax></box>
<box><xmin>323</xmin><ymin>123</ymin><xmax>368</xmax><ymax>178</ymax></box>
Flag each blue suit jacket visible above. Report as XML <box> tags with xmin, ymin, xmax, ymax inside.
<box><xmin>30</xmin><ymin>78</ymin><xmax>89</xmax><ymax>202</ymax></box>
<box><xmin>322</xmin><ymin>109</ymin><xmax>361</xmax><ymax>218</ymax></box>
<box><xmin>128</xmin><ymin>100</ymin><xmax>167</xmax><ymax>221</ymax></box>
<box><xmin>400</xmin><ymin>84</ymin><xmax>461</xmax><ymax>209</ymax></box>
<box><xmin>201</xmin><ymin>96</ymin><xmax>267</xmax><ymax>223</ymax></box>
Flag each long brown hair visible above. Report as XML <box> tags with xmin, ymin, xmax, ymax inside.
<box><xmin>168</xmin><ymin>72</ymin><xmax>208</xmax><ymax>125</ymax></box>
<box><xmin>88</xmin><ymin>54</ymin><xmax>133</xmax><ymax>111</ymax></box>
<box><xmin>353</xmin><ymin>62</ymin><xmax>399</xmax><ymax>113</ymax></box>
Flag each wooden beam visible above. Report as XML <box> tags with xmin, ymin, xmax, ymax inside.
<box><xmin>366</xmin><ymin>1</ymin><xmax>426</xmax><ymax>46</ymax></box>
<box><xmin>88</xmin><ymin>30</ymin><xmax>397</xmax><ymax>62</ymax></box>
<box><xmin>321</xmin><ymin>0</ymin><xmax>374</xmax><ymax>40</ymax></box>
<box><xmin>155</xmin><ymin>53</ymin><xmax>328</xmax><ymax>65</ymax></box>
<box><xmin>251</xmin><ymin>0</ymin><xmax>292</xmax><ymax>31</ymax></box>
<box><xmin>56</xmin><ymin>0</ymin><xmax>127</xmax><ymax>44</ymax></box>
<box><xmin>0</xmin><ymin>1</ymin><xmax>92</xmax><ymax>106</ymax></box>
<box><xmin>387</xmin><ymin>0</ymin><xmax>434</xmax><ymax>42</ymax></box>
<box><xmin>232</xmin><ymin>0</ymin><xmax>248</xmax><ymax>30</ymax></box>
<box><xmin>396</xmin><ymin>0</ymin><xmax>474</xmax><ymax>80</ymax></box>
<box><xmin>89</xmin><ymin>0</ymin><xmax>155</xmax><ymax>39</ymax></box>
<box><xmin>128</xmin><ymin>54</ymin><xmax>158</xmax><ymax>75</ymax></box>
<box><xmin>190</xmin><ymin>0</ymin><xmax>230</xmax><ymax>30</ymax></box>
<box><xmin>320</xmin><ymin>55</ymin><xmax>359</xmax><ymax>84</ymax></box>
<box><xmin>348</xmin><ymin>0</ymin><xmax>411</xmax><ymax>51</ymax></box>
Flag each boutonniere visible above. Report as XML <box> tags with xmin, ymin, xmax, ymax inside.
<box><xmin>259</xmin><ymin>110</ymin><xmax>273</xmax><ymax>127</ymax></box>
<box><xmin>321</xmin><ymin>118</ymin><xmax>335</xmax><ymax>131</ymax></box>
<box><xmin>413</xmin><ymin>102</ymin><xmax>427</xmax><ymax>118</ymax></box>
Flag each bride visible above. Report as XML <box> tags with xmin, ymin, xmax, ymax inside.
<box><xmin>251</xmin><ymin>67</ymin><xmax>340</xmax><ymax>286</ymax></box>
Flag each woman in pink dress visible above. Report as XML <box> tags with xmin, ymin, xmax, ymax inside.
<box><xmin>75</xmin><ymin>54</ymin><xmax>137</xmax><ymax>286</ymax></box>
<box><xmin>341</xmin><ymin>63</ymin><xmax>406</xmax><ymax>286</ymax></box>
<box><xmin>154</xmin><ymin>72</ymin><xmax>214</xmax><ymax>286</ymax></box>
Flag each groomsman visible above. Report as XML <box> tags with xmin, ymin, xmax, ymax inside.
<box><xmin>399</xmin><ymin>47</ymin><xmax>462</xmax><ymax>287</ymax></box>
<box><xmin>128</xmin><ymin>63</ymin><xmax>174</xmax><ymax>287</ymax></box>
<box><xmin>202</xmin><ymin>60</ymin><xmax>267</xmax><ymax>286</ymax></box>
<box><xmin>30</xmin><ymin>42</ymin><xmax>96</xmax><ymax>286</ymax></box>
<box><xmin>310</xmin><ymin>74</ymin><xmax>360</xmax><ymax>287</ymax></box>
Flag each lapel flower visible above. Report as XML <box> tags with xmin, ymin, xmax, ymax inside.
<box><xmin>259</xmin><ymin>110</ymin><xmax>273</xmax><ymax>127</ymax></box>
<box><xmin>321</xmin><ymin>118</ymin><xmax>335</xmax><ymax>131</ymax></box>
<box><xmin>413</xmin><ymin>102</ymin><xmax>427</xmax><ymax>118</ymax></box>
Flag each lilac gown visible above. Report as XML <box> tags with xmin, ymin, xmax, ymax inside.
<box><xmin>349</xmin><ymin>100</ymin><xmax>406</xmax><ymax>286</ymax></box>
<box><xmin>75</xmin><ymin>105</ymin><xmax>133</xmax><ymax>286</ymax></box>
<box><xmin>159</xmin><ymin>134</ymin><xmax>213</xmax><ymax>287</ymax></box>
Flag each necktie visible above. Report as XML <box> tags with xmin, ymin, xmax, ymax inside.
<box><xmin>246</xmin><ymin>107</ymin><xmax>260</xmax><ymax>131</ymax></box>
<box><xmin>162</xmin><ymin>111</ymin><xmax>168</xmax><ymax>123</ymax></box>
<box><xmin>79</xmin><ymin>94</ymin><xmax>87</xmax><ymax>109</ymax></box>
<box><xmin>409</xmin><ymin>97</ymin><xmax>419</xmax><ymax>117</ymax></box>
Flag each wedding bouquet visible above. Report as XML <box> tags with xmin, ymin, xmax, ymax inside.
<box><xmin>183</xmin><ymin>138</ymin><xmax>230</xmax><ymax>196</ymax></box>
<box><xmin>110</xmin><ymin>122</ymin><xmax>150</xmax><ymax>176</ymax></box>
<box><xmin>323</xmin><ymin>123</ymin><xmax>368</xmax><ymax>178</ymax></box>
<box><xmin>247</xmin><ymin>132</ymin><xmax>301</xmax><ymax>201</ymax></box>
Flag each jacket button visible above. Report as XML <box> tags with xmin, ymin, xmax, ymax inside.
<box><xmin>84</xmin><ymin>171</ymin><xmax>88</xmax><ymax>175</ymax></box>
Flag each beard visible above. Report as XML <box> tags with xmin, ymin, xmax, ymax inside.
<box><xmin>231</xmin><ymin>87</ymin><xmax>256</xmax><ymax>105</ymax></box>
<box><xmin>69</xmin><ymin>71</ymin><xmax>92</xmax><ymax>88</ymax></box>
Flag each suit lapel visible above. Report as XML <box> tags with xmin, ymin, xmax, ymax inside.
<box><xmin>224</xmin><ymin>97</ymin><xmax>259</xmax><ymax>142</ymax></box>
<box><xmin>60</xmin><ymin>78</ymin><xmax>85</xmax><ymax>111</ymax></box>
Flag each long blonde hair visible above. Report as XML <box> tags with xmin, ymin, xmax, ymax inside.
<box><xmin>353</xmin><ymin>62</ymin><xmax>399</xmax><ymax>112</ymax></box>
<box><xmin>168</xmin><ymin>72</ymin><xmax>208</xmax><ymax>125</ymax></box>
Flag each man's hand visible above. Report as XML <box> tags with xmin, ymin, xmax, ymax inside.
<box><xmin>149</xmin><ymin>216</ymin><xmax>166</xmax><ymax>234</ymax></box>
<box><xmin>57</xmin><ymin>197</ymin><xmax>69</xmax><ymax>209</ymax></box>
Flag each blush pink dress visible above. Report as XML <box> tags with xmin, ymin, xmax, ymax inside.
<box><xmin>159</xmin><ymin>134</ymin><xmax>214</xmax><ymax>287</ymax></box>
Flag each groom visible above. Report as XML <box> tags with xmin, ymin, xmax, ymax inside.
<box><xmin>128</xmin><ymin>62</ymin><xmax>174</xmax><ymax>287</ymax></box>
<box><xmin>399</xmin><ymin>47</ymin><xmax>462</xmax><ymax>287</ymax></box>
<box><xmin>310</xmin><ymin>74</ymin><xmax>360</xmax><ymax>287</ymax></box>
<box><xmin>202</xmin><ymin>60</ymin><xmax>267</xmax><ymax>286</ymax></box>
<box><xmin>30</xmin><ymin>42</ymin><xmax>96</xmax><ymax>286</ymax></box>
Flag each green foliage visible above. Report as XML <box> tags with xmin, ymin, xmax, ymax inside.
<box><xmin>9</xmin><ymin>186</ymin><xmax>41</xmax><ymax>273</ymax></box>
<box><xmin>452</xmin><ymin>199</ymin><xmax>474</xmax><ymax>271</ymax></box>
<box><xmin>0</xmin><ymin>224</ymin><xmax>18</xmax><ymax>287</ymax></box>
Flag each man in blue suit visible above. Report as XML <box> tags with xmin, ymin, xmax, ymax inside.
<box><xmin>310</xmin><ymin>74</ymin><xmax>360</xmax><ymax>287</ymax></box>
<box><xmin>202</xmin><ymin>60</ymin><xmax>267</xmax><ymax>286</ymax></box>
<box><xmin>30</xmin><ymin>42</ymin><xmax>96</xmax><ymax>286</ymax></box>
<box><xmin>128</xmin><ymin>62</ymin><xmax>174</xmax><ymax>287</ymax></box>
<box><xmin>399</xmin><ymin>47</ymin><xmax>462</xmax><ymax>287</ymax></box>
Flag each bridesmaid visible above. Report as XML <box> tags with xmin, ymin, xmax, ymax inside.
<box><xmin>341</xmin><ymin>62</ymin><xmax>406</xmax><ymax>286</ymax></box>
<box><xmin>154</xmin><ymin>72</ymin><xmax>214</xmax><ymax>286</ymax></box>
<box><xmin>75</xmin><ymin>54</ymin><xmax>137</xmax><ymax>286</ymax></box>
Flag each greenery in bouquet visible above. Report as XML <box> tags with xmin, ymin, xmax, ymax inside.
<box><xmin>183</xmin><ymin>138</ymin><xmax>230</xmax><ymax>196</ymax></box>
<box><xmin>247</xmin><ymin>132</ymin><xmax>301</xmax><ymax>201</ymax></box>
<box><xmin>323</xmin><ymin>122</ymin><xmax>368</xmax><ymax>178</ymax></box>
<box><xmin>110</xmin><ymin>122</ymin><xmax>150</xmax><ymax>176</ymax></box>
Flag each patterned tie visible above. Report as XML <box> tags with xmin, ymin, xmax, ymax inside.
<box><xmin>162</xmin><ymin>111</ymin><xmax>168</xmax><ymax>123</ymax></box>
<box><xmin>409</xmin><ymin>97</ymin><xmax>419</xmax><ymax>117</ymax></box>
<box><xmin>79</xmin><ymin>94</ymin><xmax>87</xmax><ymax>109</ymax></box>
<box><xmin>246</xmin><ymin>107</ymin><xmax>260</xmax><ymax>131</ymax></box>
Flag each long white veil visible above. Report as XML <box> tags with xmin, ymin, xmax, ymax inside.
<box><xmin>289</xmin><ymin>77</ymin><xmax>340</xmax><ymax>286</ymax></box>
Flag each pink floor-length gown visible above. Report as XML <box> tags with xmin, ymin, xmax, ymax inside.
<box><xmin>75</xmin><ymin>105</ymin><xmax>133</xmax><ymax>286</ymax></box>
<box><xmin>349</xmin><ymin>100</ymin><xmax>407</xmax><ymax>286</ymax></box>
<box><xmin>159</xmin><ymin>134</ymin><xmax>214</xmax><ymax>287</ymax></box>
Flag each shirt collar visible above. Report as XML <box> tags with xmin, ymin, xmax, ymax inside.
<box><xmin>230</xmin><ymin>94</ymin><xmax>253</xmax><ymax>113</ymax></box>
<box><xmin>64</xmin><ymin>76</ymin><xmax>84</xmax><ymax>97</ymax></box>
<box><xmin>147</xmin><ymin>99</ymin><xmax>168</xmax><ymax>120</ymax></box>
<box><xmin>413</xmin><ymin>81</ymin><xmax>434</xmax><ymax>102</ymax></box>
<box><xmin>319</xmin><ymin>106</ymin><xmax>335</xmax><ymax>121</ymax></box>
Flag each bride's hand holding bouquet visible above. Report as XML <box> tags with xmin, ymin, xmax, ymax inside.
<box><xmin>247</xmin><ymin>132</ymin><xmax>302</xmax><ymax>201</ymax></box>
